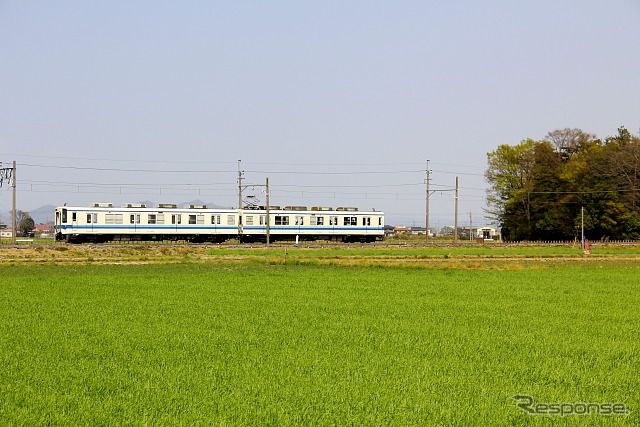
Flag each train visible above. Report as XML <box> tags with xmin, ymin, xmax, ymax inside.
<box><xmin>54</xmin><ymin>203</ymin><xmax>384</xmax><ymax>243</ymax></box>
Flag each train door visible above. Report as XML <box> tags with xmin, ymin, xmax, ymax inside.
<box><xmin>86</xmin><ymin>213</ymin><xmax>97</xmax><ymax>232</ymax></box>
<box><xmin>211</xmin><ymin>214</ymin><xmax>221</xmax><ymax>231</ymax></box>
<box><xmin>294</xmin><ymin>215</ymin><xmax>304</xmax><ymax>234</ymax></box>
<box><xmin>329</xmin><ymin>215</ymin><xmax>338</xmax><ymax>236</ymax></box>
<box><xmin>129</xmin><ymin>213</ymin><xmax>140</xmax><ymax>232</ymax></box>
<box><xmin>69</xmin><ymin>210</ymin><xmax>77</xmax><ymax>231</ymax></box>
<box><xmin>172</xmin><ymin>214</ymin><xmax>181</xmax><ymax>232</ymax></box>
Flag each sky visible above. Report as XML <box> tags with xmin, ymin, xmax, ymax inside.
<box><xmin>1</xmin><ymin>0</ymin><xmax>639</xmax><ymax>227</ymax></box>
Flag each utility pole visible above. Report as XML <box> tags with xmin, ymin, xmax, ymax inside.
<box><xmin>265</xmin><ymin>177</ymin><xmax>270</xmax><ymax>245</ymax></box>
<box><xmin>425</xmin><ymin>160</ymin><xmax>432</xmax><ymax>242</ymax></box>
<box><xmin>0</xmin><ymin>162</ymin><xmax>16</xmax><ymax>244</ymax></box>
<box><xmin>237</xmin><ymin>160</ymin><xmax>244</xmax><ymax>209</ymax></box>
<box><xmin>453</xmin><ymin>176</ymin><xmax>459</xmax><ymax>243</ymax></box>
<box><xmin>11</xmin><ymin>161</ymin><xmax>16</xmax><ymax>245</ymax></box>
<box><xmin>581</xmin><ymin>206</ymin><xmax>584</xmax><ymax>250</ymax></box>
<box><xmin>238</xmin><ymin>173</ymin><xmax>271</xmax><ymax>245</ymax></box>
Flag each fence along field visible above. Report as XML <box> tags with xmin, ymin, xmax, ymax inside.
<box><xmin>0</xmin><ymin>247</ymin><xmax>638</xmax><ymax>424</ymax></box>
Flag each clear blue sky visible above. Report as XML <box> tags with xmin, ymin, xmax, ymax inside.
<box><xmin>1</xmin><ymin>0</ymin><xmax>639</xmax><ymax>227</ymax></box>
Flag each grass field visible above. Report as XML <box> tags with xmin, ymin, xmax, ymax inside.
<box><xmin>0</xmin><ymin>248</ymin><xmax>638</xmax><ymax>425</ymax></box>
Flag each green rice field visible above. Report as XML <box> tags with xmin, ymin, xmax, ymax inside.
<box><xmin>0</xmin><ymin>248</ymin><xmax>638</xmax><ymax>425</ymax></box>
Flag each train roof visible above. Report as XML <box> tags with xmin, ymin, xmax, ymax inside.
<box><xmin>55</xmin><ymin>204</ymin><xmax>383</xmax><ymax>213</ymax></box>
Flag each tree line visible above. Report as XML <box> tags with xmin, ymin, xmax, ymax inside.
<box><xmin>485</xmin><ymin>127</ymin><xmax>640</xmax><ymax>241</ymax></box>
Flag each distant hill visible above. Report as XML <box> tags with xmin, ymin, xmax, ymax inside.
<box><xmin>28</xmin><ymin>205</ymin><xmax>57</xmax><ymax>224</ymax></box>
<box><xmin>179</xmin><ymin>199</ymin><xmax>230</xmax><ymax>209</ymax></box>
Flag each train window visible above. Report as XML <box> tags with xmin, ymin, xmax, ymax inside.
<box><xmin>72</xmin><ymin>212</ymin><xmax>77</xmax><ymax>222</ymax></box>
<box><xmin>317</xmin><ymin>216</ymin><xmax>324</xmax><ymax>226</ymax></box>
<box><xmin>211</xmin><ymin>215</ymin><xmax>221</xmax><ymax>225</ymax></box>
<box><xmin>275</xmin><ymin>216</ymin><xmax>289</xmax><ymax>225</ymax></box>
<box><xmin>245</xmin><ymin>216</ymin><xmax>254</xmax><ymax>225</ymax></box>
<box><xmin>148</xmin><ymin>214</ymin><xmax>165</xmax><ymax>225</ymax></box>
<box><xmin>343</xmin><ymin>217</ymin><xmax>357</xmax><ymax>226</ymax></box>
<box><xmin>172</xmin><ymin>214</ymin><xmax>182</xmax><ymax>225</ymax></box>
<box><xmin>329</xmin><ymin>216</ymin><xmax>338</xmax><ymax>226</ymax></box>
<box><xmin>105</xmin><ymin>214</ymin><xmax>123</xmax><ymax>224</ymax></box>
<box><xmin>363</xmin><ymin>217</ymin><xmax>370</xmax><ymax>226</ymax></box>
<box><xmin>379</xmin><ymin>217</ymin><xmax>382</xmax><ymax>226</ymax></box>
<box><xmin>310</xmin><ymin>216</ymin><xmax>316</xmax><ymax>226</ymax></box>
<box><xmin>227</xmin><ymin>215</ymin><xmax>235</xmax><ymax>225</ymax></box>
<box><xmin>197</xmin><ymin>215</ymin><xmax>204</xmax><ymax>225</ymax></box>
<box><xmin>259</xmin><ymin>216</ymin><xmax>265</xmax><ymax>225</ymax></box>
<box><xmin>295</xmin><ymin>216</ymin><xmax>304</xmax><ymax>226</ymax></box>
<box><xmin>61</xmin><ymin>209</ymin><xmax>67</xmax><ymax>223</ymax></box>
<box><xmin>130</xmin><ymin>214</ymin><xmax>140</xmax><ymax>224</ymax></box>
<box><xmin>189</xmin><ymin>215</ymin><xmax>197</xmax><ymax>224</ymax></box>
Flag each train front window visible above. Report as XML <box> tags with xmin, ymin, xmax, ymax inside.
<box><xmin>61</xmin><ymin>209</ymin><xmax>67</xmax><ymax>223</ymax></box>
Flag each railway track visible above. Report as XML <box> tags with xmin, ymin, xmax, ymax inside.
<box><xmin>2</xmin><ymin>240</ymin><xmax>639</xmax><ymax>250</ymax></box>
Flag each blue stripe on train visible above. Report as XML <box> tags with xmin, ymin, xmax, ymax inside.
<box><xmin>61</xmin><ymin>225</ymin><xmax>384</xmax><ymax>232</ymax></box>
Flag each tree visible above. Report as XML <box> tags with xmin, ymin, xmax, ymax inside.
<box><xmin>16</xmin><ymin>210</ymin><xmax>35</xmax><ymax>237</ymax></box>
<box><xmin>544</xmin><ymin>128</ymin><xmax>597</xmax><ymax>159</ymax></box>
<box><xmin>485</xmin><ymin>127</ymin><xmax>640</xmax><ymax>241</ymax></box>
<box><xmin>485</xmin><ymin>139</ymin><xmax>536</xmax><ymax>240</ymax></box>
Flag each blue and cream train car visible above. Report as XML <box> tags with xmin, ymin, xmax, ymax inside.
<box><xmin>54</xmin><ymin>203</ymin><xmax>384</xmax><ymax>243</ymax></box>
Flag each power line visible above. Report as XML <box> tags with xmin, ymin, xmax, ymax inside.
<box><xmin>22</xmin><ymin>163</ymin><xmax>429</xmax><ymax>175</ymax></box>
<box><xmin>21</xmin><ymin>179</ymin><xmax>235</xmax><ymax>187</ymax></box>
<box><xmin>247</xmin><ymin>169</ymin><xmax>426</xmax><ymax>175</ymax></box>
<box><xmin>21</xmin><ymin>164</ymin><xmax>235</xmax><ymax>173</ymax></box>
<box><xmin>5</xmin><ymin>154</ymin><xmax>237</xmax><ymax>165</ymax></box>
<box><xmin>527</xmin><ymin>189</ymin><xmax>640</xmax><ymax>194</ymax></box>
